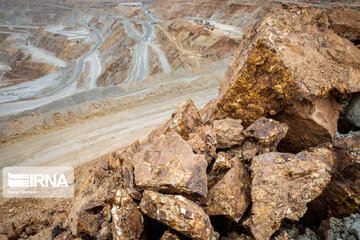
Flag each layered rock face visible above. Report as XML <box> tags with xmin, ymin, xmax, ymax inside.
<box><xmin>210</xmin><ymin>4</ymin><xmax>360</xmax><ymax>152</ymax></box>
<box><xmin>39</xmin><ymin>3</ymin><xmax>360</xmax><ymax>240</ymax></box>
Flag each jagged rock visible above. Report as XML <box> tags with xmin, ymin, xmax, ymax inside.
<box><xmin>304</xmin><ymin>134</ymin><xmax>360</xmax><ymax>222</ymax></box>
<box><xmin>246</xmin><ymin>146</ymin><xmax>333</xmax><ymax>240</ymax></box>
<box><xmin>213</xmin><ymin>119</ymin><xmax>244</xmax><ymax>149</ymax></box>
<box><xmin>160</xmin><ymin>230</ymin><xmax>188</xmax><ymax>240</ymax></box>
<box><xmin>187</xmin><ymin>125</ymin><xmax>217</xmax><ymax>164</ymax></box>
<box><xmin>165</xmin><ymin>99</ymin><xmax>203</xmax><ymax>140</ymax></box>
<box><xmin>241</xmin><ymin>141</ymin><xmax>260</xmax><ymax>161</ymax></box>
<box><xmin>209</xmin><ymin>152</ymin><xmax>232</xmax><ymax>175</ymax></box>
<box><xmin>273</xmin><ymin>231</ymin><xmax>292</xmax><ymax>240</ymax></box>
<box><xmin>139</xmin><ymin>190</ymin><xmax>218</xmax><ymax>240</ymax></box>
<box><xmin>108</xmin><ymin>140</ymin><xmax>140</xmax><ymax>169</ymax></box>
<box><xmin>204</xmin><ymin>158</ymin><xmax>250</xmax><ymax>222</ymax></box>
<box><xmin>345</xmin><ymin>92</ymin><xmax>360</xmax><ymax>129</ymax></box>
<box><xmin>66</xmin><ymin>169</ymin><xmax>118</xmax><ymax>237</ymax></box>
<box><xmin>328</xmin><ymin>7</ymin><xmax>360</xmax><ymax>46</ymax></box>
<box><xmin>211</xmin><ymin>4</ymin><xmax>360</xmax><ymax>152</ymax></box>
<box><xmin>111</xmin><ymin>189</ymin><xmax>144</xmax><ymax>240</ymax></box>
<box><xmin>133</xmin><ymin>132</ymin><xmax>208</xmax><ymax>197</ymax></box>
<box><xmin>207</xmin><ymin>152</ymin><xmax>232</xmax><ymax>189</ymax></box>
<box><xmin>243</xmin><ymin>117</ymin><xmax>288</xmax><ymax>150</ymax></box>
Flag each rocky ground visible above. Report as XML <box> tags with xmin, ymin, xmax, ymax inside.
<box><xmin>1</xmin><ymin>0</ymin><xmax>360</xmax><ymax>240</ymax></box>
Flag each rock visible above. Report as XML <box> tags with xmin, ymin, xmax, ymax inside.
<box><xmin>99</xmin><ymin>226</ymin><xmax>110</xmax><ymax>238</ymax></box>
<box><xmin>66</xmin><ymin>168</ymin><xmax>119</xmax><ymax>237</ymax></box>
<box><xmin>221</xmin><ymin>232</ymin><xmax>254</xmax><ymax>240</ymax></box>
<box><xmin>165</xmin><ymin>99</ymin><xmax>203</xmax><ymax>140</ymax></box>
<box><xmin>243</xmin><ymin>117</ymin><xmax>288</xmax><ymax>150</ymax></box>
<box><xmin>210</xmin><ymin>4</ymin><xmax>360</xmax><ymax>152</ymax></box>
<box><xmin>246</xmin><ymin>147</ymin><xmax>333</xmax><ymax>240</ymax></box>
<box><xmin>273</xmin><ymin>231</ymin><xmax>292</xmax><ymax>240</ymax></box>
<box><xmin>108</xmin><ymin>140</ymin><xmax>140</xmax><ymax>169</ymax></box>
<box><xmin>320</xmin><ymin>214</ymin><xmax>360</xmax><ymax>240</ymax></box>
<box><xmin>187</xmin><ymin>125</ymin><xmax>217</xmax><ymax>164</ymax></box>
<box><xmin>133</xmin><ymin>132</ymin><xmax>208</xmax><ymax>198</ymax></box>
<box><xmin>349</xmin><ymin>221</ymin><xmax>360</xmax><ymax>239</ymax></box>
<box><xmin>204</xmin><ymin>158</ymin><xmax>250</xmax><ymax>222</ymax></box>
<box><xmin>160</xmin><ymin>230</ymin><xmax>188</xmax><ymax>240</ymax></box>
<box><xmin>111</xmin><ymin>189</ymin><xmax>144</xmax><ymax>240</ymax></box>
<box><xmin>304</xmin><ymin>134</ymin><xmax>360</xmax><ymax>222</ymax></box>
<box><xmin>345</xmin><ymin>92</ymin><xmax>360</xmax><ymax>129</ymax></box>
<box><xmin>213</xmin><ymin>119</ymin><xmax>244</xmax><ymax>149</ymax></box>
<box><xmin>328</xmin><ymin>7</ymin><xmax>360</xmax><ymax>46</ymax></box>
<box><xmin>51</xmin><ymin>223</ymin><xmax>67</xmax><ymax>238</ymax></box>
<box><xmin>139</xmin><ymin>190</ymin><xmax>218</xmax><ymax>240</ymax></box>
<box><xmin>197</xmin><ymin>125</ymin><xmax>217</xmax><ymax>162</ymax></box>
<box><xmin>241</xmin><ymin>141</ymin><xmax>260</xmax><ymax>162</ymax></box>
<box><xmin>209</xmin><ymin>152</ymin><xmax>232</xmax><ymax>175</ymax></box>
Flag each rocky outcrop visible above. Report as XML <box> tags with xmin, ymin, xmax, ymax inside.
<box><xmin>139</xmin><ymin>190</ymin><xmax>218</xmax><ymax>240</ymax></box>
<box><xmin>246</xmin><ymin>147</ymin><xmax>333</xmax><ymax>240</ymax></box>
<box><xmin>210</xmin><ymin>4</ymin><xmax>360</xmax><ymax>152</ymax></box>
<box><xmin>213</xmin><ymin>119</ymin><xmax>244</xmax><ymax>149</ymax></box>
<box><xmin>133</xmin><ymin>132</ymin><xmax>208</xmax><ymax>198</ymax></box>
<box><xmin>204</xmin><ymin>158</ymin><xmax>250</xmax><ymax>222</ymax></box>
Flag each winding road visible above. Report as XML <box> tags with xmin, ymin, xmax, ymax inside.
<box><xmin>0</xmin><ymin>11</ymin><xmax>103</xmax><ymax>116</ymax></box>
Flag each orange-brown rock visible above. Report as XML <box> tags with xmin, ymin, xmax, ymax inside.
<box><xmin>328</xmin><ymin>7</ymin><xmax>360</xmax><ymax>46</ymax></box>
<box><xmin>66</xmin><ymin>173</ymin><xmax>116</xmax><ymax>237</ymax></box>
<box><xmin>209</xmin><ymin>152</ymin><xmax>232</xmax><ymax>175</ymax></box>
<box><xmin>246</xmin><ymin>146</ymin><xmax>333</xmax><ymax>240</ymax></box>
<box><xmin>243</xmin><ymin>117</ymin><xmax>288</xmax><ymax>150</ymax></box>
<box><xmin>213</xmin><ymin>119</ymin><xmax>244</xmax><ymax>149</ymax></box>
<box><xmin>204</xmin><ymin>158</ymin><xmax>250</xmax><ymax>222</ymax></box>
<box><xmin>304</xmin><ymin>134</ymin><xmax>360</xmax><ymax>222</ymax></box>
<box><xmin>111</xmin><ymin>189</ymin><xmax>144</xmax><ymax>240</ymax></box>
<box><xmin>160</xmin><ymin>230</ymin><xmax>188</xmax><ymax>240</ymax></box>
<box><xmin>139</xmin><ymin>190</ymin><xmax>218</xmax><ymax>240</ymax></box>
<box><xmin>211</xmin><ymin>4</ymin><xmax>360</xmax><ymax>152</ymax></box>
<box><xmin>221</xmin><ymin>232</ymin><xmax>254</xmax><ymax>240</ymax></box>
<box><xmin>165</xmin><ymin>99</ymin><xmax>203</xmax><ymax>140</ymax></box>
<box><xmin>133</xmin><ymin>132</ymin><xmax>208</xmax><ymax>198</ymax></box>
<box><xmin>187</xmin><ymin>125</ymin><xmax>217</xmax><ymax>164</ymax></box>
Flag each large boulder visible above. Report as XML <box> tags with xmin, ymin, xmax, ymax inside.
<box><xmin>132</xmin><ymin>132</ymin><xmax>208</xmax><ymax>198</ymax></box>
<box><xmin>246</xmin><ymin>146</ymin><xmax>333</xmax><ymax>240</ymax></box>
<box><xmin>204</xmin><ymin>157</ymin><xmax>251</xmax><ymax>222</ymax></box>
<box><xmin>139</xmin><ymin>190</ymin><xmax>218</xmax><ymax>240</ymax></box>
<box><xmin>210</xmin><ymin>4</ymin><xmax>360</xmax><ymax>152</ymax></box>
<box><xmin>111</xmin><ymin>189</ymin><xmax>144</xmax><ymax>240</ymax></box>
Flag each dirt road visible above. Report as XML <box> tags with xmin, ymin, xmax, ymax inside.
<box><xmin>0</xmin><ymin>87</ymin><xmax>217</xmax><ymax>170</ymax></box>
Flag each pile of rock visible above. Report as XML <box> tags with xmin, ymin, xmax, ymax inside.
<box><xmin>53</xmin><ymin>3</ymin><xmax>359</xmax><ymax>240</ymax></box>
